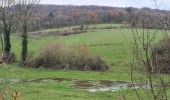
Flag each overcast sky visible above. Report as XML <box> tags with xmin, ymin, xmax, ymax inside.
<box><xmin>40</xmin><ymin>0</ymin><xmax>170</xmax><ymax>10</ymax></box>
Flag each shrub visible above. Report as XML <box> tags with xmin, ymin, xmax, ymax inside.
<box><xmin>151</xmin><ymin>38</ymin><xmax>170</xmax><ymax>73</ymax></box>
<box><xmin>0</xmin><ymin>52</ymin><xmax>17</xmax><ymax>64</ymax></box>
<box><xmin>26</xmin><ymin>44</ymin><xmax>108</xmax><ymax>71</ymax></box>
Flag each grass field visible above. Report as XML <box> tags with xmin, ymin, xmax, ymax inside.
<box><xmin>0</xmin><ymin>24</ymin><xmax>169</xmax><ymax>99</ymax></box>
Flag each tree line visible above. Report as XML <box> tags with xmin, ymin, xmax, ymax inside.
<box><xmin>27</xmin><ymin>5</ymin><xmax>170</xmax><ymax>31</ymax></box>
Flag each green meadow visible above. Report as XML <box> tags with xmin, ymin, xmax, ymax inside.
<box><xmin>0</xmin><ymin>24</ymin><xmax>169</xmax><ymax>99</ymax></box>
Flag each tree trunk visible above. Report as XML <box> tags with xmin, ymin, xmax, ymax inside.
<box><xmin>3</xmin><ymin>29</ymin><xmax>11</xmax><ymax>58</ymax></box>
<box><xmin>21</xmin><ymin>22</ymin><xmax>27</xmax><ymax>66</ymax></box>
<box><xmin>0</xmin><ymin>34</ymin><xmax>4</xmax><ymax>52</ymax></box>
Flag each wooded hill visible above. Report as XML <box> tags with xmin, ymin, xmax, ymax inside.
<box><xmin>27</xmin><ymin>4</ymin><xmax>170</xmax><ymax>31</ymax></box>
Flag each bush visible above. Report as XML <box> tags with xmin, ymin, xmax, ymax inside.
<box><xmin>0</xmin><ymin>52</ymin><xmax>16</xmax><ymax>64</ymax></box>
<box><xmin>151</xmin><ymin>38</ymin><xmax>170</xmax><ymax>74</ymax></box>
<box><xmin>26</xmin><ymin>44</ymin><xmax>108</xmax><ymax>71</ymax></box>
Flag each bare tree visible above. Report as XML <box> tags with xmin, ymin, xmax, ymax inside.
<box><xmin>130</xmin><ymin>3</ymin><xmax>170</xmax><ymax>100</ymax></box>
<box><xmin>0</xmin><ymin>0</ymin><xmax>17</xmax><ymax>60</ymax></box>
<box><xmin>16</xmin><ymin>0</ymin><xmax>40</xmax><ymax>66</ymax></box>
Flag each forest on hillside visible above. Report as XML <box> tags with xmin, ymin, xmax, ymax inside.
<box><xmin>26</xmin><ymin>5</ymin><xmax>170</xmax><ymax>31</ymax></box>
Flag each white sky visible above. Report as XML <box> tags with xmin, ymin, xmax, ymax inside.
<box><xmin>40</xmin><ymin>0</ymin><xmax>170</xmax><ymax>10</ymax></box>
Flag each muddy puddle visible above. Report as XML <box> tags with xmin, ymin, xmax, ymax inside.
<box><xmin>0</xmin><ymin>77</ymin><xmax>73</xmax><ymax>84</ymax></box>
<box><xmin>73</xmin><ymin>80</ymin><xmax>149</xmax><ymax>93</ymax></box>
<box><xmin>0</xmin><ymin>78</ymin><xmax>149</xmax><ymax>93</ymax></box>
<box><xmin>27</xmin><ymin>77</ymin><xmax>73</xmax><ymax>83</ymax></box>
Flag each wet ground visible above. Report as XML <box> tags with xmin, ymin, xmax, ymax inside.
<box><xmin>0</xmin><ymin>78</ymin><xmax>148</xmax><ymax>93</ymax></box>
<box><xmin>72</xmin><ymin>80</ymin><xmax>134</xmax><ymax>93</ymax></box>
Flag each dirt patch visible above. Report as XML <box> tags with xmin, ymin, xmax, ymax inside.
<box><xmin>113</xmin><ymin>81</ymin><xmax>129</xmax><ymax>84</ymax></box>
<box><xmin>100</xmin><ymin>80</ymin><xmax>113</xmax><ymax>87</ymax></box>
<box><xmin>73</xmin><ymin>80</ymin><xmax>130</xmax><ymax>89</ymax></box>
<box><xmin>73</xmin><ymin>80</ymin><xmax>97</xmax><ymax>89</ymax></box>
<box><xmin>28</xmin><ymin>78</ymin><xmax>73</xmax><ymax>83</ymax></box>
<box><xmin>52</xmin><ymin>78</ymin><xmax>73</xmax><ymax>82</ymax></box>
<box><xmin>0</xmin><ymin>77</ymin><xmax>74</xmax><ymax>84</ymax></box>
<box><xmin>27</xmin><ymin>78</ymin><xmax>50</xmax><ymax>83</ymax></box>
<box><xmin>100</xmin><ymin>80</ymin><xmax>129</xmax><ymax>86</ymax></box>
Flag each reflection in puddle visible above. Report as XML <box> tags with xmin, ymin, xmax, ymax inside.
<box><xmin>72</xmin><ymin>80</ymin><xmax>149</xmax><ymax>93</ymax></box>
<box><xmin>88</xmin><ymin>83</ymin><xmax>129</xmax><ymax>93</ymax></box>
<box><xmin>87</xmin><ymin>83</ymin><xmax>149</xmax><ymax>93</ymax></box>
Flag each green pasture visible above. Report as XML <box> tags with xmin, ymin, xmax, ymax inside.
<box><xmin>0</xmin><ymin>24</ymin><xmax>169</xmax><ymax>99</ymax></box>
